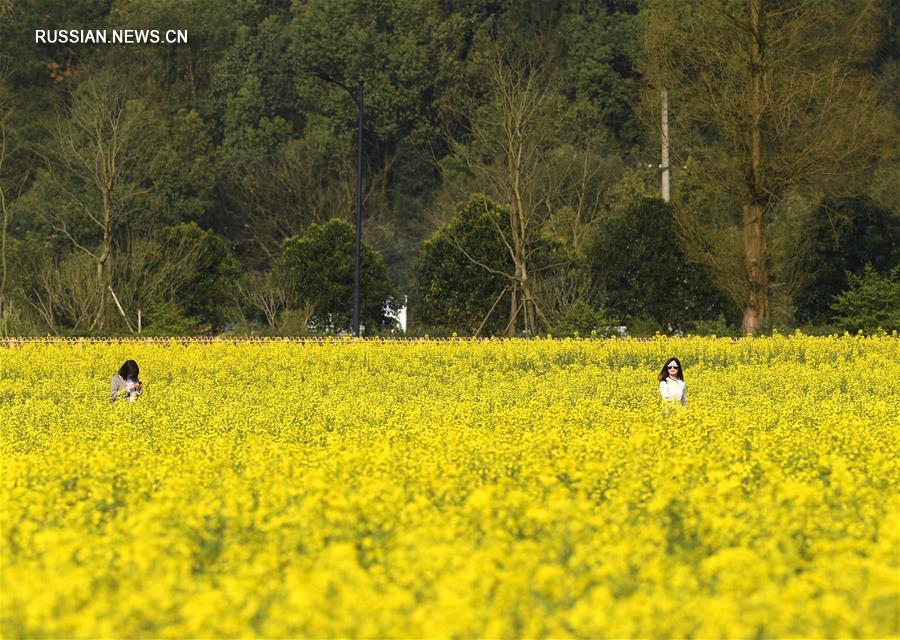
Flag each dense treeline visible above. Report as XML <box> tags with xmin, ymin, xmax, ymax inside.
<box><xmin>0</xmin><ymin>0</ymin><xmax>897</xmax><ymax>337</ymax></box>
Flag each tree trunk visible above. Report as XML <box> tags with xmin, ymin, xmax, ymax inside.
<box><xmin>742</xmin><ymin>201</ymin><xmax>767</xmax><ymax>335</ymax></box>
<box><xmin>93</xmin><ymin>189</ymin><xmax>112</xmax><ymax>330</ymax></box>
<box><xmin>742</xmin><ymin>0</ymin><xmax>768</xmax><ymax>336</ymax></box>
<box><xmin>94</xmin><ymin>244</ymin><xmax>111</xmax><ymax>330</ymax></box>
<box><xmin>508</xmin><ymin>276</ymin><xmax>518</xmax><ymax>336</ymax></box>
<box><xmin>507</xmin><ymin>189</ymin><xmax>523</xmax><ymax>336</ymax></box>
<box><xmin>521</xmin><ymin>262</ymin><xmax>536</xmax><ymax>335</ymax></box>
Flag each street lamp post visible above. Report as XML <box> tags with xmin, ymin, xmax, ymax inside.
<box><xmin>307</xmin><ymin>68</ymin><xmax>363</xmax><ymax>337</ymax></box>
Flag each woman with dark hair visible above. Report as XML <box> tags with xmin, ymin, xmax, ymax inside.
<box><xmin>658</xmin><ymin>357</ymin><xmax>686</xmax><ymax>406</ymax></box>
<box><xmin>111</xmin><ymin>360</ymin><xmax>143</xmax><ymax>402</ymax></box>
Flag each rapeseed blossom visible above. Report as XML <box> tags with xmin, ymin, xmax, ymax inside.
<box><xmin>1</xmin><ymin>335</ymin><xmax>898</xmax><ymax>638</ymax></box>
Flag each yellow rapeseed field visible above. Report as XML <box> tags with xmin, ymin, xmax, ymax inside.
<box><xmin>1</xmin><ymin>335</ymin><xmax>898</xmax><ymax>639</ymax></box>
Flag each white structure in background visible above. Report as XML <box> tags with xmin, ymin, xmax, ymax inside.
<box><xmin>397</xmin><ymin>304</ymin><xmax>407</xmax><ymax>333</ymax></box>
<box><xmin>386</xmin><ymin>295</ymin><xmax>407</xmax><ymax>333</ymax></box>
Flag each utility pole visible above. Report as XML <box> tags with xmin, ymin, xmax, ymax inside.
<box><xmin>661</xmin><ymin>88</ymin><xmax>670</xmax><ymax>202</ymax></box>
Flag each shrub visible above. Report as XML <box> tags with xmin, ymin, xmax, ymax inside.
<box><xmin>830</xmin><ymin>264</ymin><xmax>900</xmax><ymax>333</ymax></box>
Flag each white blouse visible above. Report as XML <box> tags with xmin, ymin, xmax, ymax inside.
<box><xmin>660</xmin><ymin>377</ymin><xmax>686</xmax><ymax>406</ymax></box>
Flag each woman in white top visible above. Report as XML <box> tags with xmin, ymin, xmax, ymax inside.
<box><xmin>658</xmin><ymin>357</ymin><xmax>686</xmax><ymax>406</ymax></box>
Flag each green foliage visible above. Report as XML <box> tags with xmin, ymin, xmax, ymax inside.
<box><xmin>794</xmin><ymin>197</ymin><xmax>900</xmax><ymax>324</ymax></box>
<box><xmin>0</xmin><ymin>0</ymin><xmax>111</xmax><ymax>87</ymax></box>
<box><xmin>549</xmin><ymin>301</ymin><xmax>617</xmax><ymax>338</ymax></box>
<box><xmin>0</xmin><ymin>306</ymin><xmax>44</xmax><ymax>338</ymax></box>
<box><xmin>685</xmin><ymin>314</ymin><xmax>739</xmax><ymax>338</ymax></box>
<box><xmin>830</xmin><ymin>264</ymin><xmax>900</xmax><ymax>333</ymax></box>
<box><xmin>98</xmin><ymin>223</ymin><xmax>240</xmax><ymax>334</ymax></box>
<box><xmin>140</xmin><ymin>110</ymin><xmax>220</xmax><ymax>229</ymax></box>
<box><xmin>275</xmin><ymin>220</ymin><xmax>399</xmax><ymax>334</ymax></box>
<box><xmin>207</xmin><ymin>14</ymin><xmax>297</xmax><ymax>162</ymax></box>
<box><xmin>10</xmin><ymin>171</ymin><xmax>86</xmax><ymax>247</ymax></box>
<box><xmin>486</xmin><ymin>0</ymin><xmax>642</xmax><ymax>147</ymax></box>
<box><xmin>221</xmin><ymin>74</ymin><xmax>292</xmax><ymax>162</ymax></box>
<box><xmin>640</xmin><ymin>0</ymin><xmax>894</xmax><ymax>335</ymax></box>
<box><xmin>157</xmin><ymin>223</ymin><xmax>240</xmax><ymax>330</ymax></box>
<box><xmin>136</xmin><ymin>300</ymin><xmax>201</xmax><ymax>336</ymax></box>
<box><xmin>289</xmin><ymin>0</ymin><xmax>468</xmax><ymax>150</ymax></box>
<box><xmin>413</xmin><ymin>195</ymin><xmax>512</xmax><ymax>335</ymax></box>
<box><xmin>558</xmin><ymin>1</ymin><xmax>641</xmax><ymax>144</ymax></box>
<box><xmin>2</xmin><ymin>0</ymin><xmax>896</xmax><ymax>337</ymax></box>
<box><xmin>604</xmin><ymin>166</ymin><xmax>658</xmax><ymax>217</ymax></box>
<box><xmin>588</xmin><ymin>197</ymin><xmax>734</xmax><ymax>330</ymax></box>
<box><xmin>221</xmin><ymin>120</ymin><xmax>354</xmax><ymax>266</ymax></box>
<box><xmin>106</xmin><ymin>0</ymin><xmax>260</xmax><ymax>101</ymax></box>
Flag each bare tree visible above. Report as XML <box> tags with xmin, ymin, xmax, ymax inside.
<box><xmin>26</xmin><ymin>252</ymin><xmax>100</xmax><ymax>332</ymax></box>
<box><xmin>225</xmin><ymin>145</ymin><xmax>352</xmax><ymax>262</ymax></box>
<box><xmin>0</xmin><ymin>69</ymin><xmax>26</xmax><ymax>319</ymax></box>
<box><xmin>444</xmin><ymin>55</ymin><xmax>608</xmax><ymax>335</ymax></box>
<box><xmin>112</xmin><ymin>230</ymin><xmax>208</xmax><ymax>328</ymax></box>
<box><xmin>224</xmin><ymin>132</ymin><xmax>391</xmax><ymax>264</ymax></box>
<box><xmin>36</xmin><ymin>70</ymin><xmax>151</xmax><ymax>330</ymax></box>
<box><xmin>532</xmin><ymin>258</ymin><xmax>602</xmax><ymax>328</ymax></box>
<box><xmin>641</xmin><ymin>0</ymin><xmax>893</xmax><ymax>334</ymax></box>
<box><xmin>233</xmin><ymin>271</ymin><xmax>295</xmax><ymax>329</ymax></box>
<box><xmin>0</xmin><ymin>75</ymin><xmax>12</xmax><ymax>319</ymax></box>
<box><xmin>19</xmin><ymin>229</ymin><xmax>209</xmax><ymax>333</ymax></box>
<box><xmin>542</xmin><ymin>146</ymin><xmax>622</xmax><ymax>256</ymax></box>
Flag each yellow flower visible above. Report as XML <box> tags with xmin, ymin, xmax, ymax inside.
<box><xmin>1</xmin><ymin>335</ymin><xmax>898</xmax><ymax>638</ymax></box>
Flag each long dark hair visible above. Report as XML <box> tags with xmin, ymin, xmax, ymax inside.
<box><xmin>118</xmin><ymin>360</ymin><xmax>140</xmax><ymax>381</ymax></box>
<box><xmin>658</xmin><ymin>357</ymin><xmax>684</xmax><ymax>382</ymax></box>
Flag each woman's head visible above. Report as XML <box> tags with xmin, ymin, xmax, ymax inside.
<box><xmin>658</xmin><ymin>357</ymin><xmax>683</xmax><ymax>381</ymax></box>
<box><xmin>118</xmin><ymin>360</ymin><xmax>140</xmax><ymax>380</ymax></box>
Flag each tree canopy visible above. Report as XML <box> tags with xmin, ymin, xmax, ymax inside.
<box><xmin>1</xmin><ymin>0</ymin><xmax>896</xmax><ymax>336</ymax></box>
